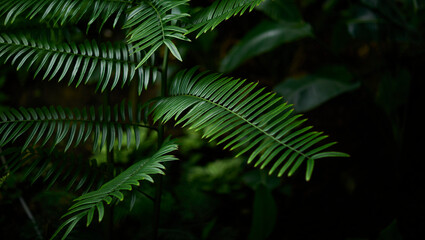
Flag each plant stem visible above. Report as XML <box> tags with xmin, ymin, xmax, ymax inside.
<box><xmin>153</xmin><ymin>46</ymin><xmax>169</xmax><ymax>240</ymax></box>
<box><xmin>19</xmin><ymin>197</ymin><xmax>44</xmax><ymax>240</ymax></box>
<box><xmin>153</xmin><ymin>172</ymin><xmax>163</xmax><ymax>240</ymax></box>
<box><xmin>103</xmin><ymin>90</ymin><xmax>114</xmax><ymax>240</ymax></box>
<box><xmin>0</xmin><ymin>148</ymin><xmax>43</xmax><ymax>240</ymax></box>
<box><xmin>161</xmin><ymin>47</ymin><xmax>169</xmax><ymax>98</ymax></box>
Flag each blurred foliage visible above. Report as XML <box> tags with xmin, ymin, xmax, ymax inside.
<box><xmin>378</xmin><ymin>219</ymin><xmax>403</xmax><ymax>240</ymax></box>
<box><xmin>220</xmin><ymin>0</ymin><xmax>313</xmax><ymax>72</ymax></box>
<box><xmin>275</xmin><ymin>65</ymin><xmax>360</xmax><ymax>112</ymax></box>
<box><xmin>186</xmin><ymin>0</ymin><xmax>424</xmax><ymax>239</ymax></box>
<box><xmin>0</xmin><ymin>74</ymin><xmax>7</xmax><ymax>110</ymax></box>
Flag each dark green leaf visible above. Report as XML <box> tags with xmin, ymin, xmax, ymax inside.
<box><xmin>220</xmin><ymin>20</ymin><xmax>313</xmax><ymax>72</ymax></box>
<box><xmin>275</xmin><ymin>65</ymin><xmax>360</xmax><ymax>112</ymax></box>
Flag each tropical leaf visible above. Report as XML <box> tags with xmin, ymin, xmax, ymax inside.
<box><xmin>0</xmin><ymin>0</ymin><xmax>131</xmax><ymax>30</ymax></box>
<box><xmin>256</xmin><ymin>0</ymin><xmax>304</xmax><ymax>23</ymax></box>
<box><xmin>151</xmin><ymin>68</ymin><xmax>349</xmax><ymax>181</ymax></box>
<box><xmin>0</xmin><ymin>18</ymin><xmax>82</xmax><ymax>39</ymax></box>
<box><xmin>0</xmin><ymin>33</ymin><xmax>158</xmax><ymax>93</ymax></box>
<box><xmin>248</xmin><ymin>183</ymin><xmax>277</xmax><ymax>240</ymax></box>
<box><xmin>0</xmin><ymin>102</ymin><xmax>151</xmax><ymax>153</ymax></box>
<box><xmin>123</xmin><ymin>0</ymin><xmax>190</xmax><ymax>67</ymax></box>
<box><xmin>187</xmin><ymin>0</ymin><xmax>265</xmax><ymax>38</ymax></box>
<box><xmin>50</xmin><ymin>141</ymin><xmax>178</xmax><ymax>240</ymax></box>
<box><xmin>275</xmin><ymin>65</ymin><xmax>361</xmax><ymax>113</ymax></box>
<box><xmin>220</xmin><ymin>20</ymin><xmax>313</xmax><ymax>72</ymax></box>
<box><xmin>0</xmin><ymin>147</ymin><xmax>106</xmax><ymax>192</ymax></box>
<box><xmin>219</xmin><ymin>0</ymin><xmax>314</xmax><ymax>72</ymax></box>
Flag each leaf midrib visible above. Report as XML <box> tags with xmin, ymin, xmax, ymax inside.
<box><xmin>0</xmin><ymin>118</ymin><xmax>155</xmax><ymax>130</ymax></box>
<box><xmin>0</xmin><ymin>41</ymin><xmax>140</xmax><ymax>65</ymax></box>
<box><xmin>146</xmin><ymin>0</ymin><xmax>166</xmax><ymax>43</ymax></box>
<box><xmin>179</xmin><ymin>94</ymin><xmax>311</xmax><ymax>159</ymax></box>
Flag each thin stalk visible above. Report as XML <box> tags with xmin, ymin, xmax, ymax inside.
<box><xmin>103</xmin><ymin>89</ymin><xmax>116</xmax><ymax>177</ymax></box>
<box><xmin>153</xmin><ymin>46</ymin><xmax>169</xmax><ymax>240</ymax></box>
<box><xmin>0</xmin><ymin>148</ymin><xmax>43</xmax><ymax>240</ymax></box>
<box><xmin>19</xmin><ymin>197</ymin><xmax>44</xmax><ymax>240</ymax></box>
<box><xmin>103</xmin><ymin>90</ymin><xmax>114</xmax><ymax>240</ymax></box>
<box><xmin>161</xmin><ymin>47</ymin><xmax>169</xmax><ymax>98</ymax></box>
<box><xmin>136</xmin><ymin>188</ymin><xmax>154</xmax><ymax>202</ymax></box>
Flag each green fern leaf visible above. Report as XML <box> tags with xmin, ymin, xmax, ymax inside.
<box><xmin>187</xmin><ymin>0</ymin><xmax>265</xmax><ymax>38</ymax></box>
<box><xmin>151</xmin><ymin>68</ymin><xmax>349</xmax><ymax>181</ymax></box>
<box><xmin>0</xmin><ymin>102</ymin><xmax>153</xmax><ymax>152</ymax></box>
<box><xmin>50</xmin><ymin>141</ymin><xmax>178</xmax><ymax>240</ymax></box>
<box><xmin>0</xmin><ymin>33</ymin><xmax>158</xmax><ymax>92</ymax></box>
<box><xmin>1</xmin><ymin>147</ymin><xmax>105</xmax><ymax>192</ymax></box>
<box><xmin>0</xmin><ymin>0</ymin><xmax>131</xmax><ymax>30</ymax></box>
<box><xmin>0</xmin><ymin>19</ymin><xmax>84</xmax><ymax>45</ymax></box>
<box><xmin>123</xmin><ymin>0</ymin><xmax>190</xmax><ymax>67</ymax></box>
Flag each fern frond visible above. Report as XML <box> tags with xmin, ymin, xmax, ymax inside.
<box><xmin>123</xmin><ymin>0</ymin><xmax>190</xmax><ymax>67</ymax></box>
<box><xmin>187</xmin><ymin>0</ymin><xmax>265</xmax><ymax>38</ymax></box>
<box><xmin>1</xmin><ymin>147</ymin><xmax>105</xmax><ymax>192</ymax></box>
<box><xmin>0</xmin><ymin>18</ymin><xmax>79</xmax><ymax>37</ymax></box>
<box><xmin>0</xmin><ymin>33</ymin><xmax>158</xmax><ymax>92</ymax></box>
<box><xmin>0</xmin><ymin>0</ymin><xmax>130</xmax><ymax>30</ymax></box>
<box><xmin>0</xmin><ymin>102</ymin><xmax>152</xmax><ymax>153</ymax></box>
<box><xmin>50</xmin><ymin>141</ymin><xmax>178</xmax><ymax>240</ymax></box>
<box><xmin>151</xmin><ymin>68</ymin><xmax>349</xmax><ymax>181</ymax></box>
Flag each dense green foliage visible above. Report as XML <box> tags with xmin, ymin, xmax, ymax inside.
<box><xmin>3</xmin><ymin>0</ymin><xmax>421</xmax><ymax>239</ymax></box>
<box><xmin>0</xmin><ymin>1</ymin><xmax>348</xmax><ymax>238</ymax></box>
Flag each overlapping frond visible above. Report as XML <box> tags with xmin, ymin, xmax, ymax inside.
<box><xmin>151</xmin><ymin>68</ymin><xmax>349</xmax><ymax>180</ymax></box>
<box><xmin>187</xmin><ymin>0</ymin><xmax>265</xmax><ymax>38</ymax></box>
<box><xmin>50</xmin><ymin>141</ymin><xmax>178</xmax><ymax>240</ymax></box>
<box><xmin>0</xmin><ymin>18</ymin><xmax>80</xmax><ymax>37</ymax></box>
<box><xmin>1</xmin><ymin>147</ymin><xmax>105</xmax><ymax>192</ymax></box>
<box><xmin>124</xmin><ymin>0</ymin><xmax>190</xmax><ymax>67</ymax></box>
<box><xmin>0</xmin><ymin>102</ymin><xmax>151</xmax><ymax>153</ymax></box>
<box><xmin>0</xmin><ymin>0</ymin><xmax>131</xmax><ymax>30</ymax></box>
<box><xmin>0</xmin><ymin>33</ymin><xmax>158</xmax><ymax>93</ymax></box>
